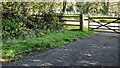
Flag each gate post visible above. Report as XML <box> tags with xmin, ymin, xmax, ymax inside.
<box><xmin>88</xmin><ymin>15</ymin><xmax>90</xmax><ymax>31</ymax></box>
<box><xmin>79</xmin><ymin>14</ymin><xmax>84</xmax><ymax>31</ymax></box>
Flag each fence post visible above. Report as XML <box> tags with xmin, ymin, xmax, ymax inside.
<box><xmin>79</xmin><ymin>14</ymin><xmax>84</xmax><ymax>31</ymax></box>
<box><xmin>88</xmin><ymin>15</ymin><xmax>90</xmax><ymax>31</ymax></box>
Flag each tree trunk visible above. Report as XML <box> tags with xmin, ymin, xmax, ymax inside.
<box><xmin>62</xmin><ymin>1</ymin><xmax>67</xmax><ymax>13</ymax></box>
<box><xmin>103</xmin><ymin>0</ymin><xmax>109</xmax><ymax>15</ymax></box>
<box><xmin>106</xmin><ymin>0</ymin><xmax>109</xmax><ymax>15</ymax></box>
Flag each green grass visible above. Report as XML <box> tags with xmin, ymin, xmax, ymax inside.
<box><xmin>2</xmin><ymin>28</ymin><xmax>94</xmax><ymax>62</ymax></box>
<box><xmin>64</xmin><ymin>14</ymin><xmax>80</xmax><ymax>16</ymax></box>
<box><xmin>65</xmin><ymin>26</ymin><xmax>80</xmax><ymax>30</ymax></box>
<box><xmin>93</xmin><ymin>19</ymin><xmax>120</xmax><ymax>23</ymax></box>
<box><xmin>63</xmin><ymin>14</ymin><xmax>88</xmax><ymax>19</ymax></box>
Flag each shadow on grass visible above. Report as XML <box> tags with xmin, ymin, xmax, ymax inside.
<box><xmin>68</xmin><ymin>29</ymin><xmax>85</xmax><ymax>32</ymax></box>
<box><xmin>68</xmin><ymin>29</ymin><xmax>80</xmax><ymax>31</ymax></box>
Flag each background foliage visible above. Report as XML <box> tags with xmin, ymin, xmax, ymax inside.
<box><xmin>2</xmin><ymin>2</ymin><xmax>63</xmax><ymax>40</ymax></box>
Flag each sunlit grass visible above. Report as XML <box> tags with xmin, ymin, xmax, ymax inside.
<box><xmin>2</xmin><ymin>27</ymin><xmax>94</xmax><ymax>62</ymax></box>
<box><xmin>93</xmin><ymin>19</ymin><xmax>120</xmax><ymax>23</ymax></box>
<box><xmin>63</xmin><ymin>14</ymin><xmax>88</xmax><ymax>19</ymax></box>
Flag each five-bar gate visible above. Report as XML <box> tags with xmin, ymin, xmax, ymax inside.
<box><xmin>88</xmin><ymin>16</ymin><xmax>120</xmax><ymax>34</ymax></box>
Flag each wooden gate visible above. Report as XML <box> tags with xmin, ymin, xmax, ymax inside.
<box><xmin>62</xmin><ymin>14</ymin><xmax>84</xmax><ymax>31</ymax></box>
<box><xmin>88</xmin><ymin>16</ymin><xmax>120</xmax><ymax>33</ymax></box>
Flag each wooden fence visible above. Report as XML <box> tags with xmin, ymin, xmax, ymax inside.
<box><xmin>62</xmin><ymin>14</ymin><xmax>84</xmax><ymax>31</ymax></box>
<box><xmin>88</xmin><ymin>16</ymin><xmax>120</xmax><ymax>33</ymax></box>
<box><xmin>29</xmin><ymin>13</ymin><xmax>120</xmax><ymax>33</ymax></box>
<box><xmin>31</xmin><ymin>14</ymin><xmax>85</xmax><ymax>31</ymax></box>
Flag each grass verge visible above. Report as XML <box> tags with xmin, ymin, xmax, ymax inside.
<box><xmin>1</xmin><ymin>28</ymin><xmax>95</xmax><ymax>62</ymax></box>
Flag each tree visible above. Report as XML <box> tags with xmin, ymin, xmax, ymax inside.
<box><xmin>103</xmin><ymin>0</ymin><xmax>109</xmax><ymax>15</ymax></box>
<box><xmin>75</xmin><ymin>2</ymin><xmax>91</xmax><ymax>14</ymax></box>
<box><xmin>62</xmin><ymin>0</ymin><xmax>67</xmax><ymax>13</ymax></box>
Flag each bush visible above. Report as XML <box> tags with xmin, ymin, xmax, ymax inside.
<box><xmin>2</xmin><ymin>19</ymin><xmax>27</xmax><ymax>40</ymax></box>
<box><xmin>2</xmin><ymin>2</ymin><xmax>64</xmax><ymax>40</ymax></box>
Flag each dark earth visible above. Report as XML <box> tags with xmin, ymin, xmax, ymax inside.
<box><xmin>2</xmin><ymin>32</ymin><xmax>119</xmax><ymax>66</ymax></box>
